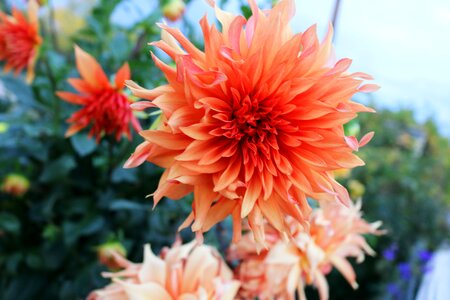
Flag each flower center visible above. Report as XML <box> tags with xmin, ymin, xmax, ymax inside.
<box><xmin>225</xmin><ymin>92</ymin><xmax>277</xmax><ymax>143</ymax></box>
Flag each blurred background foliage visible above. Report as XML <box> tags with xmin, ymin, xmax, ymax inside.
<box><xmin>0</xmin><ymin>0</ymin><xmax>449</xmax><ymax>299</ymax></box>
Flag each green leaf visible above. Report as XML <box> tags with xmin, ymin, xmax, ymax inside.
<box><xmin>40</xmin><ymin>156</ymin><xmax>76</xmax><ymax>182</ymax></box>
<box><xmin>111</xmin><ymin>167</ymin><xmax>137</xmax><ymax>183</ymax></box>
<box><xmin>79</xmin><ymin>216</ymin><xmax>105</xmax><ymax>236</ymax></box>
<box><xmin>70</xmin><ymin>134</ymin><xmax>97</xmax><ymax>157</ymax></box>
<box><xmin>109</xmin><ymin>199</ymin><xmax>146</xmax><ymax>211</ymax></box>
<box><xmin>0</xmin><ymin>212</ymin><xmax>21</xmax><ymax>234</ymax></box>
<box><xmin>42</xmin><ymin>224</ymin><xmax>60</xmax><ymax>241</ymax></box>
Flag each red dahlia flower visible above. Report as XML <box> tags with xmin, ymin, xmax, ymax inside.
<box><xmin>0</xmin><ymin>0</ymin><xmax>41</xmax><ymax>83</ymax></box>
<box><xmin>57</xmin><ymin>46</ymin><xmax>141</xmax><ymax>142</ymax></box>
<box><xmin>125</xmin><ymin>0</ymin><xmax>378</xmax><ymax>246</ymax></box>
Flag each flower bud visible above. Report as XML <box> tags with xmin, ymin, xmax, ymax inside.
<box><xmin>1</xmin><ymin>174</ymin><xmax>30</xmax><ymax>197</ymax></box>
<box><xmin>96</xmin><ymin>241</ymin><xmax>127</xmax><ymax>270</ymax></box>
<box><xmin>162</xmin><ymin>0</ymin><xmax>185</xmax><ymax>22</ymax></box>
<box><xmin>349</xmin><ymin>179</ymin><xmax>365</xmax><ymax>199</ymax></box>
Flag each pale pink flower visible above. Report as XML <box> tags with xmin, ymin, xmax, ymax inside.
<box><xmin>88</xmin><ymin>240</ymin><xmax>240</xmax><ymax>300</ymax></box>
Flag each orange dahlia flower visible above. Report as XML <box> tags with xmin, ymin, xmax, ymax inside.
<box><xmin>0</xmin><ymin>0</ymin><xmax>41</xmax><ymax>83</ymax></box>
<box><xmin>88</xmin><ymin>240</ymin><xmax>240</xmax><ymax>300</ymax></box>
<box><xmin>125</xmin><ymin>0</ymin><xmax>378</xmax><ymax>246</ymax></box>
<box><xmin>230</xmin><ymin>200</ymin><xmax>384</xmax><ymax>300</ymax></box>
<box><xmin>57</xmin><ymin>46</ymin><xmax>141</xmax><ymax>142</ymax></box>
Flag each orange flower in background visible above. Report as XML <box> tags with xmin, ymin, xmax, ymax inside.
<box><xmin>1</xmin><ymin>173</ymin><xmax>30</xmax><ymax>197</ymax></box>
<box><xmin>230</xmin><ymin>200</ymin><xmax>384</xmax><ymax>300</ymax></box>
<box><xmin>125</xmin><ymin>0</ymin><xmax>378</xmax><ymax>246</ymax></box>
<box><xmin>0</xmin><ymin>0</ymin><xmax>42</xmax><ymax>83</ymax></box>
<box><xmin>57</xmin><ymin>46</ymin><xmax>141</xmax><ymax>142</ymax></box>
<box><xmin>88</xmin><ymin>240</ymin><xmax>240</xmax><ymax>300</ymax></box>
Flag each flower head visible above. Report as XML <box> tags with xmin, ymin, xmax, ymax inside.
<box><xmin>125</xmin><ymin>0</ymin><xmax>377</xmax><ymax>246</ymax></box>
<box><xmin>88</xmin><ymin>240</ymin><xmax>240</xmax><ymax>300</ymax></box>
<box><xmin>382</xmin><ymin>244</ymin><xmax>398</xmax><ymax>262</ymax></box>
<box><xmin>1</xmin><ymin>173</ymin><xmax>30</xmax><ymax>197</ymax></box>
<box><xmin>57</xmin><ymin>46</ymin><xmax>141</xmax><ymax>142</ymax></box>
<box><xmin>162</xmin><ymin>0</ymin><xmax>186</xmax><ymax>22</ymax></box>
<box><xmin>230</xmin><ymin>200</ymin><xmax>383</xmax><ymax>300</ymax></box>
<box><xmin>0</xmin><ymin>0</ymin><xmax>41</xmax><ymax>83</ymax></box>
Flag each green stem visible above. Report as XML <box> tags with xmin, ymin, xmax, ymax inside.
<box><xmin>42</xmin><ymin>57</ymin><xmax>60</xmax><ymax>134</ymax></box>
<box><xmin>48</xmin><ymin>0</ymin><xmax>60</xmax><ymax>52</ymax></box>
<box><xmin>107</xmin><ymin>137</ymin><xmax>115</xmax><ymax>181</ymax></box>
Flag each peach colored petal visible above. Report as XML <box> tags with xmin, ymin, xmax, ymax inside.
<box><xmin>115</xmin><ymin>62</ymin><xmax>130</xmax><ymax>90</ymax></box>
<box><xmin>74</xmin><ymin>45</ymin><xmax>109</xmax><ymax>89</ymax></box>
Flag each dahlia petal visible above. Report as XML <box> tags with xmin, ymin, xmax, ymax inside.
<box><xmin>358</xmin><ymin>131</ymin><xmax>374</xmax><ymax>147</ymax></box>
<box><xmin>198</xmin><ymin>139</ymin><xmax>232</xmax><ymax>165</ymax></box>
<box><xmin>228</xmin><ymin>16</ymin><xmax>246</xmax><ymax>55</ymax></box>
<box><xmin>231</xmin><ymin>206</ymin><xmax>242</xmax><ymax>243</ymax></box>
<box><xmin>130</xmin><ymin>101</ymin><xmax>157</xmax><ymax>111</ymax></box>
<box><xmin>297</xmin><ymin>278</ymin><xmax>307</xmax><ymax>300</ymax></box>
<box><xmin>277</xmin><ymin>194</ymin><xmax>306</xmax><ymax>224</ymax></box>
<box><xmin>74</xmin><ymin>45</ymin><xmax>109</xmax><ymax>90</ymax></box>
<box><xmin>178</xmin><ymin>56</ymin><xmax>227</xmax><ymax>88</ymax></box>
<box><xmin>56</xmin><ymin>91</ymin><xmax>86</xmax><ymax>105</ymax></box>
<box><xmin>247</xmin><ymin>206</ymin><xmax>265</xmax><ymax>250</ymax></box>
<box><xmin>348</xmin><ymin>72</ymin><xmax>373</xmax><ymax>80</ymax></box>
<box><xmin>202</xmin><ymin>199</ymin><xmax>237</xmax><ymax>231</ymax></box>
<box><xmin>241</xmin><ymin>178</ymin><xmax>262</xmax><ymax>218</ymax></box>
<box><xmin>192</xmin><ymin>183</ymin><xmax>217</xmax><ymax>231</ymax></box>
<box><xmin>198</xmin><ymin>97</ymin><xmax>231</xmax><ymax>112</ymax></box>
<box><xmin>153</xmin><ymin>179</ymin><xmax>192</xmax><ymax>204</ymax></box>
<box><xmin>176</xmin><ymin>140</ymin><xmax>210</xmax><ymax>161</ymax></box>
<box><xmin>124</xmin><ymin>142</ymin><xmax>153</xmax><ymax>168</ymax></box>
<box><xmin>178</xmin><ymin>212</ymin><xmax>194</xmax><ymax>231</ymax></box>
<box><xmin>182</xmin><ymin>246</ymin><xmax>215</xmax><ymax>291</ymax></box>
<box><xmin>115</xmin><ymin>62</ymin><xmax>130</xmax><ymax>90</ymax></box>
<box><xmin>150</xmin><ymin>52</ymin><xmax>178</xmax><ymax>84</ymax></box>
<box><xmin>181</xmin><ymin>160</ymin><xmax>228</xmax><ymax>174</ymax></box>
<box><xmin>214</xmin><ymin>155</ymin><xmax>241</xmax><ymax>191</ymax></box>
<box><xmin>314</xmin><ymin>271</ymin><xmax>329</xmax><ymax>300</ymax></box>
<box><xmin>151</xmin><ymin>40</ymin><xmax>180</xmax><ymax>61</ymax></box>
<box><xmin>329</xmin><ymin>255</ymin><xmax>358</xmax><ymax>289</ymax></box>
<box><xmin>261</xmin><ymin>170</ymin><xmax>274</xmax><ymax>200</ymax></box>
<box><xmin>344</xmin><ymin>136</ymin><xmax>359</xmax><ymax>151</ymax></box>
<box><xmin>117</xmin><ymin>280</ymin><xmax>172</xmax><ymax>300</ymax></box>
<box><xmin>293</xmin><ymin>149</ymin><xmax>328</xmax><ymax>168</ymax></box>
<box><xmin>326</xmin><ymin>58</ymin><xmax>352</xmax><ymax>76</ymax></box>
<box><xmin>126</xmin><ymin>81</ymin><xmax>173</xmax><ymax>100</ymax></box>
<box><xmin>180</xmin><ymin>124</ymin><xmax>215</xmax><ymax>141</ymax></box>
<box><xmin>212</xmin><ymin>3</ymin><xmax>237</xmax><ymax>40</ymax></box>
<box><xmin>300</xmin><ymin>112</ymin><xmax>356</xmax><ymax>128</ymax></box>
<box><xmin>335</xmin><ymin>153</ymin><xmax>365</xmax><ymax>169</ymax></box>
<box><xmin>358</xmin><ymin>83</ymin><xmax>380</xmax><ymax>93</ymax></box>
<box><xmin>347</xmin><ymin>101</ymin><xmax>376</xmax><ymax>113</ymax></box>
<box><xmin>27</xmin><ymin>0</ymin><xmax>39</xmax><ymax>25</ymax></box>
<box><xmin>138</xmin><ymin>245</ymin><xmax>166</xmax><ymax>286</ymax></box>
<box><xmin>329</xmin><ymin>177</ymin><xmax>351</xmax><ymax>206</ymax></box>
<box><xmin>257</xmin><ymin>199</ymin><xmax>286</xmax><ymax>234</ymax></box>
<box><xmin>167</xmin><ymin>106</ymin><xmax>202</xmax><ymax>132</ymax></box>
<box><xmin>65</xmin><ymin>123</ymin><xmax>85</xmax><ymax>138</ymax></box>
<box><xmin>157</xmin><ymin>24</ymin><xmax>205</xmax><ymax>61</ymax></box>
<box><xmin>25</xmin><ymin>52</ymin><xmax>37</xmax><ymax>84</ymax></box>
<box><xmin>140</xmin><ymin>130</ymin><xmax>190</xmax><ymax>150</ymax></box>
<box><xmin>153</xmin><ymin>93</ymin><xmax>187</xmax><ymax>116</ymax></box>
